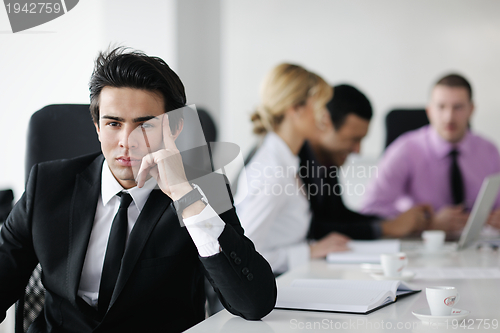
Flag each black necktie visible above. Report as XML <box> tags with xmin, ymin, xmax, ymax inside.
<box><xmin>450</xmin><ymin>149</ymin><xmax>464</xmax><ymax>205</ymax></box>
<box><xmin>98</xmin><ymin>192</ymin><xmax>133</xmax><ymax>316</ymax></box>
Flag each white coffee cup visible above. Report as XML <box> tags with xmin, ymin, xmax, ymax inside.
<box><xmin>422</xmin><ymin>230</ymin><xmax>446</xmax><ymax>252</ymax></box>
<box><xmin>426</xmin><ymin>286</ymin><xmax>460</xmax><ymax>316</ymax></box>
<box><xmin>380</xmin><ymin>252</ymin><xmax>408</xmax><ymax>277</ymax></box>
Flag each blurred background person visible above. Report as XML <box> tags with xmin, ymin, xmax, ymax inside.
<box><xmin>361</xmin><ymin>74</ymin><xmax>500</xmax><ymax>238</ymax></box>
<box><xmin>300</xmin><ymin>84</ymin><xmax>430</xmax><ymax>241</ymax></box>
<box><xmin>234</xmin><ymin>64</ymin><xmax>348</xmax><ymax>275</ymax></box>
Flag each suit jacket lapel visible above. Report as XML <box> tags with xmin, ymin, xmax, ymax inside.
<box><xmin>109</xmin><ymin>189</ymin><xmax>172</xmax><ymax>308</ymax></box>
<box><xmin>67</xmin><ymin>155</ymin><xmax>103</xmax><ymax>306</ymax></box>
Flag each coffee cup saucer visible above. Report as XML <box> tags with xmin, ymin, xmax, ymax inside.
<box><xmin>419</xmin><ymin>243</ymin><xmax>458</xmax><ymax>255</ymax></box>
<box><xmin>370</xmin><ymin>270</ymin><xmax>415</xmax><ymax>281</ymax></box>
<box><xmin>412</xmin><ymin>308</ymin><xmax>470</xmax><ymax>325</ymax></box>
<box><xmin>360</xmin><ymin>263</ymin><xmax>383</xmax><ymax>273</ymax></box>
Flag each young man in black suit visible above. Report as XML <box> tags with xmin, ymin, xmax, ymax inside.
<box><xmin>300</xmin><ymin>84</ymin><xmax>429</xmax><ymax>240</ymax></box>
<box><xmin>0</xmin><ymin>48</ymin><xmax>276</xmax><ymax>333</ymax></box>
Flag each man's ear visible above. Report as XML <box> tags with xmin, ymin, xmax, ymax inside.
<box><xmin>469</xmin><ymin>102</ymin><xmax>475</xmax><ymax>117</ymax></box>
<box><xmin>425</xmin><ymin>106</ymin><xmax>431</xmax><ymax>121</ymax></box>
<box><xmin>94</xmin><ymin>122</ymin><xmax>101</xmax><ymax>142</ymax></box>
<box><xmin>171</xmin><ymin>118</ymin><xmax>184</xmax><ymax>141</ymax></box>
<box><xmin>319</xmin><ymin>111</ymin><xmax>334</xmax><ymax>132</ymax></box>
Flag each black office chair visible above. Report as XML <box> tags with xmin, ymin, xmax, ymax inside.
<box><xmin>197</xmin><ymin>107</ymin><xmax>217</xmax><ymax>144</ymax></box>
<box><xmin>384</xmin><ymin>109</ymin><xmax>429</xmax><ymax>149</ymax></box>
<box><xmin>17</xmin><ymin>104</ymin><xmax>101</xmax><ymax>333</ymax></box>
<box><xmin>175</xmin><ymin>107</ymin><xmax>217</xmax><ymax>175</ymax></box>
<box><xmin>0</xmin><ymin>189</ymin><xmax>14</xmax><ymax>226</ymax></box>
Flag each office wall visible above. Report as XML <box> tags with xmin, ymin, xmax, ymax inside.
<box><xmin>177</xmin><ymin>0</ymin><xmax>221</xmax><ymax>125</ymax></box>
<box><xmin>2</xmin><ymin>0</ymin><xmax>500</xmax><ymax>202</ymax></box>
<box><xmin>219</xmin><ymin>0</ymin><xmax>500</xmax><ymax>161</ymax></box>
<box><xmin>0</xmin><ymin>0</ymin><xmax>177</xmax><ymax>201</ymax></box>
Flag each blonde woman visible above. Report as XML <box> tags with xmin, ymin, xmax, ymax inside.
<box><xmin>235</xmin><ymin>63</ymin><xmax>349</xmax><ymax>274</ymax></box>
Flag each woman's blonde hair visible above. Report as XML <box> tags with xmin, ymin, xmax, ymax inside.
<box><xmin>251</xmin><ymin>63</ymin><xmax>333</xmax><ymax>135</ymax></box>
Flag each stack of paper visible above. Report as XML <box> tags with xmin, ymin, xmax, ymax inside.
<box><xmin>276</xmin><ymin>278</ymin><xmax>419</xmax><ymax>314</ymax></box>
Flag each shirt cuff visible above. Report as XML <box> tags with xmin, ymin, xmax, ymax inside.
<box><xmin>183</xmin><ymin>204</ymin><xmax>225</xmax><ymax>257</ymax></box>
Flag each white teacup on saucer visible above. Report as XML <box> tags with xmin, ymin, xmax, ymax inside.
<box><xmin>380</xmin><ymin>252</ymin><xmax>408</xmax><ymax>277</ymax></box>
<box><xmin>422</xmin><ymin>230</ymin><xmax>446</xmax><ymax>253</ymax></box>
<box><xmin>426</xmin><ymin>286</ymin><xmax>460</xmax><ymax>316</ymax></box>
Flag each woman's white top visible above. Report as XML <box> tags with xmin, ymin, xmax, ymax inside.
<box><xmin>235</xmin><ymin>132</ymin><xmax>311</xmax><ymax>274</ymax></box>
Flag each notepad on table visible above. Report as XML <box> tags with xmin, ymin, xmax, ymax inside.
<box><xmin>276</xmin><ymin>278</ymin><xmax>419</xmax><ymax>314</ymax></box>
<box><xmin>326</xmin><ymin>239</ymin><xmax>400</xmax><ymax>264</ymax></box>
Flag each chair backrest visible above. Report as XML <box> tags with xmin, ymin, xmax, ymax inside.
<box><xmin>0</xmin><ymin>189</ymin><xmax>14</xmax><ymax>225</ymax></box>
<box><xmin>25</xmin><ymin>104</ymin><xmax>101</xmax><ymax>181</ymax></box>
<box><xmin>384</xmin><ymin>109</ymin><xmax>429</xmax><ymax>149</ymax></box>
<box><xmin>197</xmin><ymin>108</ymin><xmax>217</xmax><ymax>143</ymax></box>
<box><xmin>175</xmin><ymin>107</ymin><xmax>217</xmax><ymax>173</ymax></box>
<box><xmin>18</xmin><ymin>104</ymin><xmax>100</xmax><ymax>333</ymax></box>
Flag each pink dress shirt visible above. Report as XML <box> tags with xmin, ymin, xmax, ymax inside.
<box><xmin>361</xmin><ymin>125</ymin><xmax>500</xmax><ymax>218</ymax></box>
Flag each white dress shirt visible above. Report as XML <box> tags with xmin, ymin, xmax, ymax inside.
<box><xmin>77</xmin><ymin>160</ymin><xmax>225</xmax><ymax>307</ymax></box>
<box><xmin>235</xmin><ymin>132</ymin><xmax>311</xmax><ymax>274</ymax></box>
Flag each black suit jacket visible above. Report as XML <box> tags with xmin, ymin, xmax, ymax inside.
<box><xmin>0</xmin><ymin>153</ymin><xmax>276</xmax><ymax>333</ymax></box>
<box><xmin>299</xmin><ymin>143</ymin><xmax>381</xmax><ymax>240</ymax></box>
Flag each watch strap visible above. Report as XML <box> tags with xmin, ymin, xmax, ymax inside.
<box><xmin>173</xmin><ymin>186</ymin><xmax>204</xmax><ymax>214</ymax></box>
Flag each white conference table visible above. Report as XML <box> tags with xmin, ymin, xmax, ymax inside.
<box><xmin>186</xmin><ymin>241</ymin><xmax>500</xmax><ymax>333</ymax></box>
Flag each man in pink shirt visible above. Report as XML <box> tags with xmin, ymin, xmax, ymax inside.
<box><xmin>362</xmin><ymin>74</ymin><xmax>500</xmax><ymax>236</ymax></box>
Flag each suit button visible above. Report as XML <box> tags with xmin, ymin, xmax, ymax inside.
<box><xmin>242</xmin><ymin>267</ymin><xmax>249</xmax><ymax>275</ymax></box>
<box><xmin>247</xmin><ymin>273</ymin><xmax>254</xmax><ymax>281</ymax></box>
<box><xmin>234</xmin><ymin>257</ymin><xmax>241</xmax><ymax>265</ymax></box>
<box><xmin>230</xmin><ymin>251</ymin><xmax>237</xmax><ymax>259</ymax></box>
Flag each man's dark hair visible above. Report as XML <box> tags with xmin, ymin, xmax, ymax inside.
<box><xmin>89</xmin><ymin>47</ymin><xmax>186</xmax><ymax>132</ymax></box>
<box><xmin>327</xmin><ymin>84</ymin><xmax>373</xmax><ymax>130</ymax></box>
<box><xmin>435</xmin><ymin>73</ymin><xmax>473</xmax><ymax>101</ymax></box>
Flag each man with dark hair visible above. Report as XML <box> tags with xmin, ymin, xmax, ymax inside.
<box><xmin>300</xmin><ymin>84</ymin><xmax>430</xmax><ymax>240</ymax></box>
<box><xmin>362</xmin><ymin>74</ymin><xmax>500</xmax><ymax>236</ymax></box>
<box><xmin>0</xmin><ymin>47</ymin><xmax>276</xmax><ymax>332</ymax></box>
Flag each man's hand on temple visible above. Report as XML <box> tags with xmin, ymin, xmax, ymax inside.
<box><xmin>136</xmin><ymin>114</ymin><xmax>191</xmax><ymax>199</ymax></box>
<box><xmin>135</xmin><ymin>114</ymin><xmax>205</xmax><ymax>218</ymax></box>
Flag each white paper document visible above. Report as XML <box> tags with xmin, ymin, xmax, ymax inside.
<box><xmin>326</xmin><ymin>239</ymin><xmax>400</xmax><ymax>264</ymax></box>
<box><xmin>413</xmin><ymin>267</ymin><xmax>500</xmax><ymax>279</ymax></box>
<box><xmin>276</xmin><ymin>278</ymin><xmax>418</xmax><ymax>314</ymax></box>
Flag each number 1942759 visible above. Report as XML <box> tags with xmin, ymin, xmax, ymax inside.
<box><xmin>446</xmin><ymin>319</ymin><xmax>498</xmax><ymax>330</ymax></box>
<box><xmin>6</xmin><ymin>2</ymin><xmax>62</xmax><ymax>14</ymax></box>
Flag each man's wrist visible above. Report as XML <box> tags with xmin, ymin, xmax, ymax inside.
<box><xmin>380</xmin><ymin>220</ymin><xmax>391</xmax><ymax>236</ymax></box>
<box><xmin>170</xmin><ymin>182</ymin><xmax>194</xmax><ymax>201</ymax></box>
<box><xmin>173</xmin><ymin>183</ymin><xmax>208</xmax><ymax>219</ymax></box>
<box><xmin>182</xmin><ymin>200</ymin><xmax>207</xmax><ymax>219</ymax></box>
<box><xmin>380</xmin><ymin>219</ymin><xmax>399</xmax><ymax>237</ymax></box>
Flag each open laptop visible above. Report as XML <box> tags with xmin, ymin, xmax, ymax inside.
<box><xmin>457</xmin><ymin>173</ymin><xmax>500</xmax><ymax>250</ymax></box>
